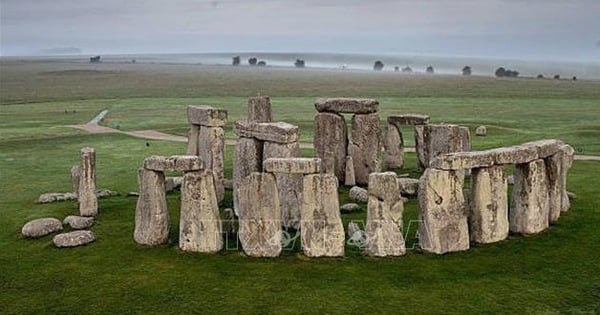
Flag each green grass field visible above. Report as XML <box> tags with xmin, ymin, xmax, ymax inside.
<box><xmin>1</xmin><ymin>60</ymin><xmax>599</xmax><ymax>314</ymax></box>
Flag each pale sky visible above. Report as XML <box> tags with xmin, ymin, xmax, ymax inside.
<box><xmin>1</xmin><ymin>0</ymin><xmax>599</xmax><ymax>60</ymax></box>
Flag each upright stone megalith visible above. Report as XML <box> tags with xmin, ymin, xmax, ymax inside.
<box><xmin>301</xmin><ymin>174</ymin><xmax>345</xmax><ymax>257</ymax></box>
<box><xmin>238</xmin><ymin>173</ymin><xmax>282</xmax><ymax>257</ymax></box>
<box><xmin>79</xmin><ymin>147</ymin><xmax>98</xmax><ymax>217</ymax></box>
<box><xmin>510</xmin><ymin>159</ymin><xmax>550</xmax><ymax>234</ymax></box>
<box><xmin>384</xmin><ymin>122</ymin><xmax>403</xmax><ymax>169</ymax></box>
<box><xmin>418</xmin><ymin>168</ymin><xmax>469</xmax><ymax>254</ymax></box>
<box><xmin>365</xmin><ymin>172</ymin><xmax>405</xmax><ymax>256</ymax></box>
<box><xmin>350</xmin><ymin>113</ymin><xmax>382</xmax><ymax>185</ymax></box>
<box><xmin>469</xmin><ymin>165</ymin><xmax>509</xmax><ymax>244</ymax></box>
<box><xmin>134</xmin><ymin>168</ymin><xmax>169</xmax><ymax>245</ymax></box>
<box><xmin>233</xmin><ymin>137</ymin><xmax>263</xmax><ymax>215</ymax></box>
<box><xmin>198</xmin><ymin>125</ymin><xmax>225</xmax><ymax>203</ymax></box>
<box><xmin>418</xmin><ymin>124</ymin><xmax>464</xmax><ymax>169</ymax></box>
<box><xmin>248</xmin><ymin>96</ymin><xmax>272</xmax><ymax>122</ymax></box>
<box><xmin>314</xmin><ymin>112</ymin><xmax>347</xmax><ymax>182</ymax></box>
<box><xmin>179</xmin><ymin>171</ymin><xmax>223</xmax><ymax>253</ymax></box>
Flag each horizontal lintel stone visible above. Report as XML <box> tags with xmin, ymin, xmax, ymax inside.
<box><xmin>234</xmin><ymin>121</ymin><xmax>299</xmax><ymax>143</ymax></box>
<box><xmin>263</xmin><ymin>158</ymin><xmax>322</xmax><ymax>174</ymax></box>
<box><xmin>314</xmin><ymin>98</ymin><xmax>378</xmax><ymax>114</ymax></box>
<box><xmin>143</xmin><ymin>155</ymin><xmax>203</xmax><ymax>172</ymax></box>
<box><xmin>187</xmin><ymin>105</ymin><xmax>228</xmax><ymax>127</ymax></box>
<box><xmin>387</xmin><ymin>114</ymin><xmax>430</xmax><ymax>125</ymax></box>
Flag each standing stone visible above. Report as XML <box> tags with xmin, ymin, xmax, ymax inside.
<box><xmin>365</xmin><ymin>172</ymin><xmax>405</xmax><ymax>256</ymax></box>
<box><xmin>198</xmin><ymin>126</ymin><xmax>225</xmax><ymax>203</ymax></box>
<box><xmin>384</xmin><ymin>123</ymin><xmax>403</xmax><ymax>169</ymax></box>
<box><xmin>414</xmin><ymin>125</ymin><xmax>426</xmax><ymax>170</ymax></box>
<box><xmin>314</xmin><ymin>112</ymin><xmax>347</xmax><ymax>182</ymax></box>
<box><xmin>134</xmin><ymin>168</ymin><xmax>169</xmax><ymax>245</ymax></box>
<box><xmin>460</xmin><ymin>126</ymin><xmax>471</xmax><ymax>152</ymax></box>
<box><xmin>179</xmin><ymin>172</ymin><xmax>223</xmax><ymax>253</ymax></box>
<box><xmin>264</xmin><ymin>141</ymin><xmax>302</xmax><ymax>229</ymax></box>
<box><xmin>418</xmin><ymin>124</ymin><xmax>463</xmax><ymax>169</ymax></box>
<box><xmin>186</xmin><ymin>124</ymin><xmax>200</xmax><ymax>155</ymax></box>
<box><xmin>545</xmin><ymin>152</ymin><xmax>564</xmax><ymax>223</ymax></box>
<box><xmin>350</xmin><ymin>113</ymin><xmax>382</xmax><ymax>185</ymax></box>
<box><xmin>469</xmin><ymin>166</ymin><xmax>509</xmax><ymax>243</ymax></box>
<box><xmin>418</xmin><ymin>168</ymin><xmax>469</xmax><ymax>254</ymax></box>
<box><xmin>248</xmin><ymin>96</ymin><xmax>272</xmax><ymax>122</ymax></box>
<box><xmin>559</xmin><ymin>144</ymin><xmax>575</xmax><ymax>212</ymax></box>
<box><xmin>238</xmin><ymin>173</ymin><xmax>282</xmax><ymax>257</ymax></box>
<box><xmin>70</xmin><ymin>165</ymin><xmax>81</xmax><ymax>193</ymax></box>
<box><xmin>233</xmin><ymin>137</ymin><xmax>263</xmax><ymax>215</ymax></box>
<box><xmin>344</xmin><ymin>156</ymin><xmax>356</xmax><ymax>186</ymax></box>
<box><xmin>301</xmin><ymin>174</ymin><xmax>345</xmax><ymax>257</ymax></box>
<box><xmin>79</xmin><ymin>147</ymin><xmax>98</xmax><ymax>217</ymax></box>
<box><xmin>510</xmin><ymin>159</ymin><xmax>549</xmax><ymax>234</ymax></box>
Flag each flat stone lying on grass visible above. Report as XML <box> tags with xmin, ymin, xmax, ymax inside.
<box><xmin>38</xmin><ymin>189</ymin><xmax>119</xmax><ymax>204</ymax></box>
<box><xmin>397</xmin><ymin>178</ymin><xmax>420</xmax><ymax>196</ymax></box>
<box><xmin>187</xmin><ymin>105</ymin><xmax>227</xmax><ymax>127</ymax></box>
<box><xmin>53</xmin><ymin>230</ymin><xmax>95</xmax><ymax>248</ymax></box>
<box><xmin>263</xmin><ymin>158</ymin><xmax>321</xmax><ymax>174</ymax></box>
<box><xmin>340</xmin><ymin>203</ymin><xmax>361</xmax><ymax>213</ymax></box>
<box><xmin>143</xmin><ymin>155</ymin><xmax>203</xmax><ymax>172</ymax></box>
<box><xmin>63</xmin><ymin>215</ymin><xmax>94</xmax><ymax>230</ymax></box>
<box><xmin>22</xmin><ymin>218</ymin><xmax>63</xmax><ymax>238</ymax></box>
<box><xmin>349</xmin><ymin>186</ymin><xmax>368</xmax><ymax>203</ymax></box>
<box><xmin>314</xmin><ymin>98</ymin><xmax>379</xmax><ymax>114</ymax></box>
<box><xmin>475</xmin><ymin>125</ymin><xmax>487</xmax><ymax>136</ymax></box>
<box><xmin>234</xmin><ymin>121</ymin><xmax>299</xmax><ymax>144</ymax></box>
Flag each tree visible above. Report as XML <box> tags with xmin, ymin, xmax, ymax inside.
<box><xmin>257</xmin><ymin>61</ymin><xmax>266</xmax><ymax>66</ymax></box>
<box><xmin>537</xmin><ymin>74</ymin><xmax>544</xmax><ymax>79</ymax></box>
<box><xmin>401</xmin><ymin>66</ymin><xmax>412</xmax><ymax>73</ymax></box>
<box><xmin>232</xmin><ymin>56</ymin><xmax>240</xmax><ymax>66</ymax></box>
<box><xmin>504</xmin><ymin>70</ymin><xmax>519</xmax><ymax>78</ymax></box>
<box><xmin>495</xmin><ymin>67</ymin><xmax>506</xmax><ymax>77</ymax></box>
<box><xmin>554</xmin><ymin>74</ymin><xmax>560</xmax><ymax>80</ymax></box>
<box><xmin>373</xmin><ymin>60</ymin><xmax>384</xmax><ymax>71</ymax></box>
<box><xmin>394</xmin><ymin>66</ymin><xmax>399</xmax><ymax>72</ymax></box>
<box><xmin>462</xmin><ymin>66</ymin><xmax>472</xmax><ymax>76</ymax></box>
<box><xmin>572</xmin><ymin>76</ymin><xmax>577</xmax><ymax>81</ymax></box>
<box><xmin>426</xmin><ymin>66</ymin><xmax>434</xmax><ymax>74</ymax></box>
<box><xmin>294</xmin><ymin>59</ymin><xmax>305</xmax><ymax>68</ymax></box>
<box><xmin>248</xmin><ymin>57</ymin><xmax>258</xmax><ymax>66</ymax></box>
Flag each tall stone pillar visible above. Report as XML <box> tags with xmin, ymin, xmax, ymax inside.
<box><xmin>79</xmin><ymin>147</ymin><xmax>98</xmax><ymax>217</ymax></box>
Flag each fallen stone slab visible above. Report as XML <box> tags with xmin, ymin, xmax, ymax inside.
<box><xmin>397</xmin><ymin>178</ymin><xmax>420</xmax><ymax>196</ymax></box>
<box><xmin>315</xmin><ymin>98</ymin><xmax>379</xmax><ymax>114</ymax></box>
<box><xmin>53</xmin><ymin>230</ymin><xmax>96</xmax><ymax>248</ymax></box>
<box><xmin>22</xmin><ymin>218</ymin><xmax>63</xmax><ymax>238</ymax></box>
<box><xmin>349</xmin><ymin>186</ymin><xmax>368</xmax><ymax>203</ymax></box>
<box><xmin>143</xmin><ymin>155</ymin><xmax>203</xmax><ymax>172</ymax></box>
<box><xmin>187</xmin><ymin>105</ymin><xmax>227</xmax><ymax>127</ymax></box>
<box><xmin>340</xmin><ymin>203</ymin><xmax>361</xmax><ymax>213</ymax></box>
<box><xmin>263</xmin><ymin>158</ymin><xmax>321</xmax><ymax>174</ymax></box>
<box><xmin>387</xmin><ymin>114</ymin><xmax>430</xmax><ymax>126</ymax></box>
<box><xmin>234</xmin><ymin>121</ymin><xmax>299</xmax><ymax>144</ymax></box>
<box><xmin>63</xmin><ymin>215</ymin><xmax>95</xmax><ymax>230</ymax></box>
<box><xmin>38</xmin><ymin>192</ymin><xmax>78</xmax><ymax>203</ymax></box>
<box><xmin>248</xmin><ymin>96</ymin><xmax>272</xmax><ymax>122</ymax></box>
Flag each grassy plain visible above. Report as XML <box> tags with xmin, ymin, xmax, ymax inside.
<box><xmin>1</xmin><ymin>59</ymin><xmax>599</xmax><ymax>314</ymax></box>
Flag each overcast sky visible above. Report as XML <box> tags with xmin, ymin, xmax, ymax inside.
<box><xmin>1</xmin><ymin>0</ymin><xmax>599</xmax><ymax>61</ymax></box>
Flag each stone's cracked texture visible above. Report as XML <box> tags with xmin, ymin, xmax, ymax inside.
<box><xmin>510</xmin><ymin>159</ymin><xmax>550</xmax><ymax>234</ymax></box>
<box><xmin>418</xmin><ymin>168</ymin><xmax>469</xmax><ymax>254</ymax></box>
<box><xmin>53</xmin><ymin>230</ymin><xmax>96</xmax><ymax>248</ymax></box>
<box><xmin>387</xmin><ymin>114</ymin><xmax>430</xmax><ymax>126</ymax></box>
<box><xmin>460</xmin><ymin>126</ymin><xmax>471</xmax><ymax>153</ymax></box>
<box><xmin>418</xmin><ymin>124</ymin><xmax>464</xmax><ymax>169</ymax></box>
<box><xmin>63</xmin><ymin>215</ymin><xmax>95</xmax><ymax>230</ymax></box>
<box><xmin>314</xmin><ymin>98</ymin><xmax>379</xmax><ymax>114</ymax></box>
<box><xmin>79</xmin><ymin>147</ymin><xmax>98</xmax><ymax>217</ymax></box>
<box><xmin>301</xmin><ymin>174</ymin><xmax>345</xmax><ymax>257</ymax></box>
<box><xmin>197</xmin><ymin>126</ymin><xmax>225</xmax><ymax>203</ymax></box>
<box><xmin>350</xmin><ymin>113</ymin><xmax>382</xmax><ymax>185</ymax></box>
<box><xmin>263</xmin><ymin>158</ymin><xmax>322</xmax><ymax>174</ymax></box>
<box><xmin>179</xmin><ymin>172</ymin><xmax>223</xmax><ymax>253</ymax></box>
<box><xmin>134</xmin><ymin>168</ymin><xmax>170</xmax><ymax>245</ymax></box>
<box><xmin>143</xmin><ymin>155</ymin><xmax>203</xmax><ymax>172</ymax></box>
<box><xmin>234</xmin><ymin>121</ymin><xmax>299</xmax><ymax>144</ymax></box>
<box><xmin>187</xmin><ymin>105</ymin><xmax>227</xmax><ymax>127</ymax></box>
<box><xmin>414</xmin><ymin>124</ymin><xmax>426</xmax><ymax>170</ymax></box>
<box><xmin>186</xmin><ymin>124</ymin><xmax>200</xmax><ymax>155</ymax></box>
<box><xmin>233</xmin><ymin>137</ymin><xmax>263</xmax><ymax>214</ymax></box>
<box><xmin>365</xmin><ymin>172</ymin><xmax>406</xmax><ymax>257</ymax></box>
<box><xmin>469</xmin><ymin>166</ymin><xmax>509</xmax><ymax>244</ymax></box>
<box><xmin>430</xmin><ymin>151</ymin><xmax>496</xmax><ymax>170</ymax></box>
<box><xmin>384</xmin><ymin>122</ymin><xmax>403</xmax><ymax>169</ymax></box>
<box><xmin>22</xmin><ymin>218</ymin><xmax>63</xmax><ymax>238</ymax></box>
<box><xmin>238</xmin><ymin>173</ymin><xmax>282</xmax><ymax>257</ymax></box>
<box><xmin>314</xmin><ymin>112</ymin><xmax>347</xmax><ymax>182</ymax></box>
<box><xmin>248</xmin><ymin>96</ymin><xmax>272</xmax><ymax>122</ymax></box>
<box><xmin>71</xmin><ymin>165</ymin><xmax>81</xmax><ymax>193</ymax></box>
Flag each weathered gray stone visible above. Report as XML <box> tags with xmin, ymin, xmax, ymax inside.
<box><xmin>460</xmin><ymin>126</ymin><xmax>471</xmax><ymax>153</ymax></box>
<box><xmin>469</xmin><ymin>166</ymin><xmax>509</xmax><ymax>243</ymax></box>
<box><xmin>95</xmin><ymin>189</ymin><xmax>118</xmax><ymax>198</ymax></box>
<box><xmin>71</xmin><ymin>165</ymin><xmax>80</xmax><ymax>193</ymax></box>
<box><xmin>79</xmin><ymin>147</ymin><xmax>97</xmax><ymax>217</ymax></box>
<box><xmin>414</xmin><ymin>124</ymin><xmax>426</xmax><ymax>170</ymax></box>
<box><xmin>365</xmin><ymin>172</ymin><xmax>406</xmax><ymax>256</ymax></box>
<box><xmin>263</xmin><ymin>141</ymin><xmax>302</xmax><ymax>229</ymax></box>
<box><xmin>430</xmin><ymin>151</ymin><xmax>496</xmax><ymax>170</ymax></box>
<box><xmin>560</xmin><ymin>144</ymin><xmax>575</xmax><ymax>212</ymax></box>
<box><xmin>347</xmin><ymin>221</ymin><xmax>362</xmax><ymax>238</ymax></box>
<box><xmin>186</xmin><ymin>124</ymin><xmax>200</xmax><ymax>155</ymax></box>
<box><xmin>187</xmin><ymin>105</ymin><xmax>227</xmax><ymax>127</ymax></box>
<box><xmin>143</xmin><ymin>155</ymin><xmax>203</xmax><ymax>172</ymax></box>
<box><xmin>22</xmin><ymin>218</ymin><xmax>63</xmax><ymax>238</ymax></box>
<box><xmin>397</xmin><ymin>178</ymin><xmax>420</xmax><ymax>196</ymax></box>
<box><xmin>344</xmin><ymin>156</ymin><xmax>356</xmax><ymax>186</ymax></box>
<box><xmin>63</xmin><ymin>215</ymin><xmax>95</xmax><ymax>230</ymax></box>
<box><xmin>263</xmin><ymin>158</ymin><xmax>321</xmax><ymax>174</ymax></box>
<box><xmin>314</xmin><ymin>112</ymin><xmax>347</xmax><ymax>182</ymax></box>
<box><xmin>53</xmin><ymin>230</ymin><xmax>95</xmax><ymax>247</ymax></box>
<box><xmin>418</xmin><ymin>168</ymin><xmax>469</xmax><ymax>254</ymax></box>
<box><xmin>165</xmin><ymin>176</ymin><xmax>183</xmax><ymax>192</ymax></box>
<box><xmin>234</xmin><ymin>121</ymin><xmax>299</xmax><ymax>143</ymax></box>
<box><xmin>489</xmin><ymin>145</ymin><xmax>538</xmax><ymax>165</ymax></box>
<box><xmin>238</xmin><ymin>173</ymin><xmax>282</xmax><ymax>257</ymax></box>
<box><xmin>524</xmin><ymin>139</ymin><xmax>564</xmax><ymax>159</ymax></box>
<box><xmin>340</xmin><ymin>203</ymin><xmax>361</xmax><ymax>213</ymax></box>
<box><xmin>350</xmin><ymin>113</ymin><xmax>382</xmax><ymax>185</ymax></box>
<box><xmin>349</xmin><ymin>186</ymin><xmax>368</xmax><ymax>203</ymax></box>
<box><xmin>179</xmin><ymin>172</ymin><xmax>223</xmax><ymax>253</ymax></box>
<box><xmin>233</xmin><ymin>137</ymin><xmax>263</xmax><ymax>215</ymax></box>
<box><xmin>197</xmin><ymin>126</ymin><xmax>225</xmax><ymax>203</ymax></box>
<box><xmin>475</xmin><ymin>125</ymin><xmax>487</xmax><ymax>136</ymax></box>
<box><xmin>510</xmin><ymin>159</ymin><xmax>549</xmax><ymax>234</ymax></box>
<box><xmin>315</xmin><ymin>98</ymin><xmax>378</xmax><ymax>114</ymax></box>
<box><xmin>134</xmin><ymin>168</ymin><xmax>169</xmax><ymax>245</ymax></box>
<box><xmin>301</xmin><ymin>174</ymin><xmax>345</xmax><ymax>257</ymax></box>
<box><xmin>507</xmin><ymin>175</ymin><xmax>515</xmax><ymax>185</ymax></box>
<box><xmin>248</xmin><ymin>96</ymin><xmax>272</xmax><ymax>122</ymax></box>
<box><xmin>37</xmin><ymin>192</ymin><xmax>78</xmax><ymax>203</ymax></box>
<box><xmin>418</xmin><ymin>124</ymin><xmax>464</xmax><ymax>169</ymax></box>
<box><xmin>545</xmin><ymin>152</ymin><xmax>563</xmax><ymax>223</ymax></box>
<box><xmin>223</xmin><ymin>208</ymin><xmax>236</xmax><ymax>235</ymax></box>
<box><xmin>387</xmin><ymin>114</ymin><xmax>430</xmax><ymax>126</ymax></box>
<box><xmin>384</xmin><ymin>123</ymin><xmax>403</xmax><ymax>169</ymax></box>
<box><xmin>224</xmin><ymin>179</ymin><xmax>233</xmax><ymax>190</ymax></box>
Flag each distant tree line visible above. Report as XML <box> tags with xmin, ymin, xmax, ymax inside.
<box><xmin>495</xmin><ymin>67</ymin><xmax>519</xmax><ymax>78</ymax></box>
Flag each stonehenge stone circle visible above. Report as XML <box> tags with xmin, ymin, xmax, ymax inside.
<box><xmin>134</xmin><ymin>167</ymin><xmax>170</xmax><ymax>245</ymax></box>
<box><xmin>79</xmin><ymin>147</ymin><xmax>98</xmax><ymax>217</ymax></box>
